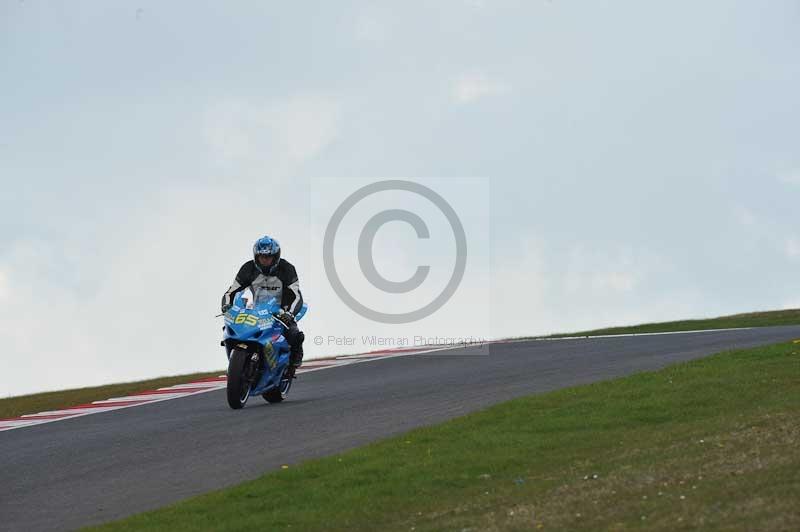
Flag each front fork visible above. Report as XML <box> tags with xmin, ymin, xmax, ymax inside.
<box><xmin>223</xmin><ymin>341</ymin><xmax>263</xmax><ymax>385</ymax></box>
<box><xmin>244</xmin><ymin>352</ymin><xmax>262</xmax><ymax>386</ymax></box>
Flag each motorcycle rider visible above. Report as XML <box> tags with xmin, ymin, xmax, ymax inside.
<box><xmin>221</xmin><ymin>236</ymin><xmax>305</xmax><ymax>368</ymax></box>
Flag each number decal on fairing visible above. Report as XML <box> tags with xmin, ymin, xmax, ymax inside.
<box><xmin>234</xmin><ymin>313</ymin><xmax>259</xmax><ymax>326</ymax></box>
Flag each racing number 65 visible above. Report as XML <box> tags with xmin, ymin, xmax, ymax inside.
<box><xmin>234</xmin><ymin>313</ymin><xmax>258</xmax><ymax>326</ymax></box>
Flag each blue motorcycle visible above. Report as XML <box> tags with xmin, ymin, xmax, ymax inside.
<box><xmin>221</xmin><ymin>289</ymin><xmax>308</xmax><ymax>409</ymax></box>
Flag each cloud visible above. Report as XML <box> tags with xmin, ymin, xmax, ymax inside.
<box><xmin>5</xmin><ymin>1</ymin><xmax>800</xmax><ymax>397</ymax></box>
<box><xmin>0</xmin><ymin>239</ymin><xmax>104</xmax><ymax>397</ymax></box>
<box><xmin>204</xmin><ymin>93</ymin><xmax>342</xmax><ymax>171</ymax></box>
<box><xmin>0</xmin><ymin>92</ymin><xmax>344</xmax><ymax>397</ymax></box>
<box><xmin>484</xmin><ymin>240</ymin><xmax>686</xmax><ymax>337</ymax></box>
<box><xmin>354</xmin><ymin>11</ymin><xmax>388</xmax><ymax>43</ymax></box>
<box><xmin>0</xmin><ymin>268</ymin><xmax>7</xmax><ymax>302</ymax></box>
<box><xmin>203</xmin><ymin>101</ymin><xmax>254</xmax><ymax>162</ymax></box>
<box><xmin>0</xmin><ymin>183</ymin><xmax>307</xmax><ymax>398</ymax></box>
<box><xmin>785</xmin><ymin>237</ymin><xmax>800</xmax><ymax>260</ymax></box>
<box><xmin>0</xmin><ymin>92</ymin><xmax>343</xmax><ymax>397</ymax></box>
<box><xmin>733</xmin><ymin>205</ymin><xmax>758</xmax><ymax>227</ymax></box>
<box><xmin>452</xmin><ymin>73</ymin><xmax>510</xmax><ymax>104</ymax></box>
<box><xmin>563</xmin><ymin>245</ymin><xmax>644</xmax><ymax>296</ymax></box>
<box><xmin>590</xmin><ymin>271</ymin><xmax>638</xmax><ymax>293</ymax></box>
<box><xmin>778</xmin><ymin>172</ymin><xmax>800</xmax><ymax>185</ymax></box>
<box><xmin>282</xmin><ymin>95</ymin><xmax>342</xmax><ymax>162</ymax></box>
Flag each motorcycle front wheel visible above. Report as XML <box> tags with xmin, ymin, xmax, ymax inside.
<box><xmin>226</xmin><ymin>349</ymin><xmax>252</xmax><ymax>409</ymax></box>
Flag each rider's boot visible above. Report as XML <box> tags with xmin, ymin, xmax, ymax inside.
<box><xmin>290</xmin><ymin>344</ymin><xmax>304</xmax><ymax>369</ymax></box>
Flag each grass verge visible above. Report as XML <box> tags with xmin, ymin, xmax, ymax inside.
<box><xmin>0</xmin><ymin>371</ymin><xmax>224</xmax><ymax>420</ymax></box>
<box><xmin>88</xmin><ymin>340</ymin><xmax>800</xmax><ymax>531</ymax></box>
<box><xmin>541</xmin><ymin>308</ymin><xmax>800</xmax><ymax>338</ymax></box>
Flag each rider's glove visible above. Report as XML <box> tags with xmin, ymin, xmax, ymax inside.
<box><xmin>274</xmin><ymin>308</ymin><xmax>294</xmax><ymax>323</ymax></box>
<box><xmin>221</xmin><ymin>303</ymin><xmax>232</xmax><ymax>314</ymax></box>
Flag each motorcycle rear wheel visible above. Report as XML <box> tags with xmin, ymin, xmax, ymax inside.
<box><xmin>263</xmin><ymin>367</ymin><xmax>293</xmax><ymax>403</ymax></box>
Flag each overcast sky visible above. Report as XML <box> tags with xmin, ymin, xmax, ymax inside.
<box><xmin>2</xmin><ymin>0</ymin><xmax>799</xmax><ymax>397</ymax></box>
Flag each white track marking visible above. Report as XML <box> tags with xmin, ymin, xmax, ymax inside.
<box><xmin>100</xmin><ymin>394</ymin><xmax>187</xmax><ymax>402</ymax></box>
<box><xmin>164</xmin><ymin>382</ymin><xmax>227</xmax><ymax>389</ymax></box>
<box><xmin>525</xmin><ymin>327</ymin><xmax>754</xmax><ymax>341</ymax></box>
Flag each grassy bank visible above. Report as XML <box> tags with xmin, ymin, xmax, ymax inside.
<box><xmin>543</xmin><ymin>308</ymin><xmax>800</xmax><ymax>338</ymax></box>
<box><xmin>90</xmin><ymin>339</ymin><xmax>800</xmax><ymax>531</ymax></box>
<box><xmin>0</xmin><ymin>371</ymin><xmax>224</xmax><ymax>420</ymax></box>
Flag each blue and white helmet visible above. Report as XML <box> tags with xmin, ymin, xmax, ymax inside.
<box><xmin>253</xmin><ymin>235</ymin><xmax>281</xmax><ymax>275</ymax></box>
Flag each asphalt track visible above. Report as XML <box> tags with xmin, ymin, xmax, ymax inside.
<box><xmin>3</xmin><ymin>325</ymin><xmax>800</xmax><ymax>531</ymax></box>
